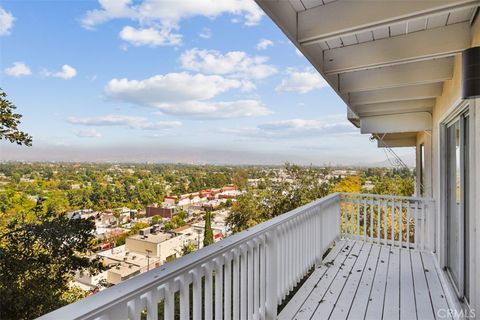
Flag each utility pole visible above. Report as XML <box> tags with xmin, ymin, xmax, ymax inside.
<box><xmin>146</xmin><ymin>249</ymin><xmax>152</xmax><ymax>271</ymax></box>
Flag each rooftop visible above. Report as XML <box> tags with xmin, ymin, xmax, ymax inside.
<box><xmin>128</xmin><ymin>232</ymin><xmax>174</xmax><ymax>244</ymax></box>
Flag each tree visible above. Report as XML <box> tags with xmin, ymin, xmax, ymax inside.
<box><xmin>180</xmin><ymin>243</ymin><xmax>196</xmax><ymax>256</ymax></box>
<box><xmin>331</xmin><ymin>176</ymin><xmax>361</xmax><ymax>193</ymax></box>
<box><xmin>203</xmin><ymin>208</ymin><xmax>214</xmax><ymax>247</ymax></box>
<box><xmin>0</xmin><ymin>214</ymin><xmax>104</xmax><ymax>319</ymax></box>
<box><xmin>227</xmin><ymin>164</ymin><xmax>330</xmax><ymax>233</ymax></box>
<box><xmin>227</xmin><ymin>190</ymin><xmax>266</xmax><ymax>233</ymax></box>
<box><xmin>0</xmin><ymin>88</ymin><xmax>32</xmax><ymax>146</ymax></box>
<box><xmin>232</xmin><ymin>169</ymin><xmax>248</xmax><ymax>190</ymax></box>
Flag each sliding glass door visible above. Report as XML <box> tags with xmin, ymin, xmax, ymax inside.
<box><xmin>445</xmin><ymin>112</ymin><xmax>469</xmax><ymax>300</ymax></box>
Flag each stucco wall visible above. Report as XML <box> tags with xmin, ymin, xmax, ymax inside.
<box><xmin>125</xmin><ymin>237</ymin><xmax>159</xmax><ymax>256</ymax></box>
<box><xmin>421</xmin><ymin>15</ymin><xmax>480</xmax><ymax>312</ymax></box>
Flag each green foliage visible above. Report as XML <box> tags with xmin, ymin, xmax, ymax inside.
<box><xmin>180</xmin><ymin>243</ymin><xmax>196</xmax><ymax>256</ymax></box>
<box><xmin>331</xmin><ymin>176</ymin><xmax>361</xmax><ymax>193</ymax></box>
<box><xmin>232</xmin><ymin>169</ymin><xmax>248</xmax><ymax>190</ymax></box>
<box><xmin>0</xmin><ymin>88</ymin><xmax>32</xmax><ymax>146</ymax></box>
<box><xmin>150</xmin><ymin>215</ymin><xmax>162</xmax><ymax>225</ymax></box>
<box><xmin>111</xmin><ymin>222</ymin><xmax>149</xmax><ymax>246</ymax></box>
<box><xmin>0</xmin><ymin>210</ymin><xmax>103</xmax><ymax>319</ymax></box>
<box><xmin>227</xmin><ymin>164</ymin><xmax>330</xmax><ymax>233</ymax></box>
<box><xmin>203</xmin><ymin>209</ymin><xmax>214</xmax><ymax>247</ymax></box>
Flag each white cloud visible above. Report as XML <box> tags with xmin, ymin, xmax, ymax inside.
<box><xmin>154</xmin><ymin>100</ymin><xmax>271</xmax><ymax>119</ymax></box>
<box><xmin>295</xmin><ymin>48</ymin><xmax>303</xmax><ymax>57</ymax></box>
<box><xmin>106</xmin><ymin>72</ymin><xmax>245</xmax><ymax>104</ymax></box>
<box><xmin>43</xmin><ymin>64</ymin><xmax>77</xmax><ymax>79</ymax></box>
<box><xmin>0</xmin><ymin>7</ymin><xmax>14</xmax><ymax>36</ymax></box>
<box><xmin>105</xmin><ymin>72</ymin><xmax>270</xmax><ymax>119</ymax></box>
<box><xmin>68</xmin><ymin>114</ymin><xmax>182</xmax><ymax>130</ymax></box>
<box><xmin>198</xmin><ymin>27</ymin><xmax>212</xmax><ymax>39</ymax></box>
<box><xmin>224</xmin><ymin>116</ymin><xmax>356</xmax><ymax>139</ymax></box>
<box><xmin>180</xmin><ymin>48</ymin><xmax>277</xmax><ymax>80</ymax></box>
<box><xmin>4</xmin><ymin>62</ymin><xmax>31</xmax><ymax>77</ymax></box>
<box><xmin>119</xmin><ymin>25</ymin><xmax>182</xmax><ymax>47</ymax></box>
<box><xmin>256</xmin><ymin>38</ymin><xmax>273</xmax><ymax>50</ymax></box>
<box><xmin>74</xmin><ymin>128</ymin><xmax>102</xmax><ymax>138</ymax></box>
<box><xmin>81</xmin><ymin>0</ymin><xmax>263</xmax><ymax>29</ymax></box>
<box><xmin>276</xmin><ymin>67</ymin><xmax>328</xmax><ymax>93</ymax></box>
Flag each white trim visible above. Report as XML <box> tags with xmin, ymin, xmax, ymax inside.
<box><xmin>439</xmin><ymin>99</ymin><xmax>474</xmax><ymax>306</ymax></box>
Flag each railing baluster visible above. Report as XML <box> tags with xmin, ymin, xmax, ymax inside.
<box><xmin>164</xmin><ymin>284</ymin><xmax>174</xmax><ymax>320</ymax></box>
<box><xmin>407</xmin><ymin>202</ymin><xmax>411</xmax><ymax>249</ymax></box>
<box><xmin>421</xmin><ymin>200</ymin><xmax>426</xmax><ymax>251</ymax></box>
<box><xmin>370</xmin><ymin>198</ymin><xmax>374</xmax><ymax>243</ymax></box>
<box><xmin>356</xmin><ymin>197</ymin><xmax>360</xmax><ymax>240</ymax></box>
<box><xmin>265</xmin><ymin>229</ymin><xmax>278</xmax><ymax>320</ymax></box>
<box><xmin>179</xmin><ymin>276</ymin><xmax>190</xmax><ymax>320</ymax></box>
<box><xmin>253</xmin><ymin>240</ymin><xmax>260</xmax><ymax>320</ymax></box>
<box><xmin>247</xmin><ymin>243</ymin><xmax>254</xmax><ymax>318</ymax></box>
<box><xmin>224</xmin><ymin>253</ymin><xmax>232</xmax><ymax>320</ymax></box>
<box><xmin>240</xmin><ymin>247</ymin><xmax>247</xmax><ymax>320</ymax></box>
<box><xmin>204</xmin><ymin>264</ymin><xmax>213</xmax><ymax>320</ymax></box>
<box><xmin>192</xmin><ymin>269</ymin><xmax>202</xmax><ymax>320</ymax></box>
<box><xmin>377</xmin><ymin>199</ymin><xmax>381</xmax><ymax>245</ymax></box>
<box><xmin>399</xmin><ymin>201</ymin><xmax>403</xmax><ymax>248</ymax></box>
<box><xmin>363</xmin><ymin>198</ymin><xmax>367</xmax><ymax>242</ymax></box>
<box><xmin>350</xmin><ymin>199</ymin><xmax>354</xmax><ymax>238</ymax></box>
<box><xmin>127</xmin><ymin>297</ymin><xmax>142</xmax><ymax>320</ymax></box>
<box><xmin>146</xmin><ymin>287</ymin><xmax>159</xmax><ymax>320</ymax></box>
<box><xmin>391</xmin><ymin>199</ymin><xmax>395</xmax><ymax>247</ymax></box>
<box><xmin>259</xmin><ymin>236</ymin><xmax>266</xmax><ymax>319</ymax></box>
<box><xmin>413</xmin><ymin>201</ymin><xmax>418</xmax><ymax>250</ymax></box>
<box><xmin>232</xmin><ymin>250</ymin><xmax>240</xmax><ymax>320</ymax></box>
<box><xmin>383</xmin><ymin>200</ymin><xmax>388</xmax><ymax>245</ymax></box>
<box><xmin>215</xmin><ymin>258</ymin><xmax>223</xmax><ymax>320</ymax></box>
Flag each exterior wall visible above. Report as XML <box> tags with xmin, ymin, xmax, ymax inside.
<box><xmin>158</xmin><ymin>235</ymin><xmax>185</xmax><ymax>263</ymax></box>
<box><xmin>421</xmin><ymin>16</ymin><xmax>480</xmax><ymax>314</ymax></box>
<box><xmin>146</xmin><ymin>206</ymin><xmax>175</xmax><ymax>219</ymax></box>
<box><xmin>125</xmin><ymin>237</ymin><xmax>159</xmax><ymax>256</ymax></box>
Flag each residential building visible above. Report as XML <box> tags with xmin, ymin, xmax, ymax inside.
<box><xmin>146</xmin><ymin>204</ymin><xmax>176</xmax><ymax>219</ymax></box>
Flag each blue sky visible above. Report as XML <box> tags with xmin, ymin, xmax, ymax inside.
<box><xmin>0</xmin><ymin>0</ymin><xmax>413</xmax><ymax>165</ymax></box>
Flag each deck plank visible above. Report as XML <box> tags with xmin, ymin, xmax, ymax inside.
<box><xmin>383</xmin><ymin>246</ymin><xmax>401</xmax><ymax>320</ymax></box>
<box><xmin>328</xmin><ymin>243</ymin><xmax>373</xmax><ymax>320</ymax></box>
<box><xmin>278</xmin><ymin>240</ymin><xmax>460</xmax><ymax>320</ymax></box>
<box><xmin>400</xmin><ymin>249</ymin><xmax>416</xmax><ymax>320</ymax></box>
<box><xmin>278</xmin><ymin>240</ymin><xmax>349</xmax><ymax>320</ymax></box>
<box><xmin>421</xmin><ymin>252</ymin><xmax>450</xmax><ymax>319</ymax></box>
<box><xmin>345</xmin><ymin>244</ymin><xmax>381</xmax><ymax>320</ymax></box>
<box><xmin>310</xmin><ymin>242</ymin><xmax>365</xmax><ymax>318</ymax></box>
<box><xmin>364</xmin><ymin>245</ymin><xmax>390</xmax><ymax>320</ymax></box>
<box><xmin>291</xmin><ymin>241</ymin><xmax>359</xmax><ymax>319</ymax></box>
<box><xmin>410</xmin><ymin>250</ymin><xmax>435</xmax><ymax>320</ymax></box>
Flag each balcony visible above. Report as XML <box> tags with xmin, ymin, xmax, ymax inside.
<box><xmin>39</xmin><ymin>193</ymin><xmax>460</xmax><ymax>320</ymax></box>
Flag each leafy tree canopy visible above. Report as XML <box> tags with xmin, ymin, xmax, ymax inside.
<box><xmin>0</xmin><ymin>200</ymin><xmax>104</xmax><ymax>319</ymax></box>
<box><xmin>0</xmin><ymin>88</ymin><xmax>32</xmax><ymax>146</ymax></box>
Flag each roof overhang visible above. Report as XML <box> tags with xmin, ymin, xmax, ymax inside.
<box><xmin>255</xmin><ymin>0</ymin><xmax>479</xmax><ymax>141</ymax></box>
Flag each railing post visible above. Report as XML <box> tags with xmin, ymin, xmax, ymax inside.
<box><xmin>265</xmin><ymin>229</ymin><xmax>278</xmax><ymax>320</ymax></box>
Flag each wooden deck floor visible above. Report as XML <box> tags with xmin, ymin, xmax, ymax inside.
<box><xmin>279</xmin><ymin>239</ymin><xmax>458</xmax><ymax>320</ymax></box>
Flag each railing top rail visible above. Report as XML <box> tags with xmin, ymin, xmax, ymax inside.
<box><xmin>39</xmin><ymin>193</ymin><xmax>341</xmax><ymax>320</ymax></box>
<box><xmin>341</xmin><ymin>192</ymin><xmax>434</xmax><ymax>202</ymax></box>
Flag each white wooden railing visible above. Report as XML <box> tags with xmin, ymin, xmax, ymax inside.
<box><xmin>38</xmin><ymin>193</ymin><xmax>435</xmax><ymax>320</ymax></box>
<box><xmin>340</xmin><ymin>193</ymin><xmax>435</xmax><ymax>252</ymax></box>
<box><xmin>39</xmin><ymin>193</ymin><xmax>341</xmax><ymax>320</ymax></box>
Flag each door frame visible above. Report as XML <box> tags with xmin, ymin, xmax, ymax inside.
<box><xmin>439</xmin><ymin>99</ymin><xmax>472</xmax><ymax>301</ymax></box>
